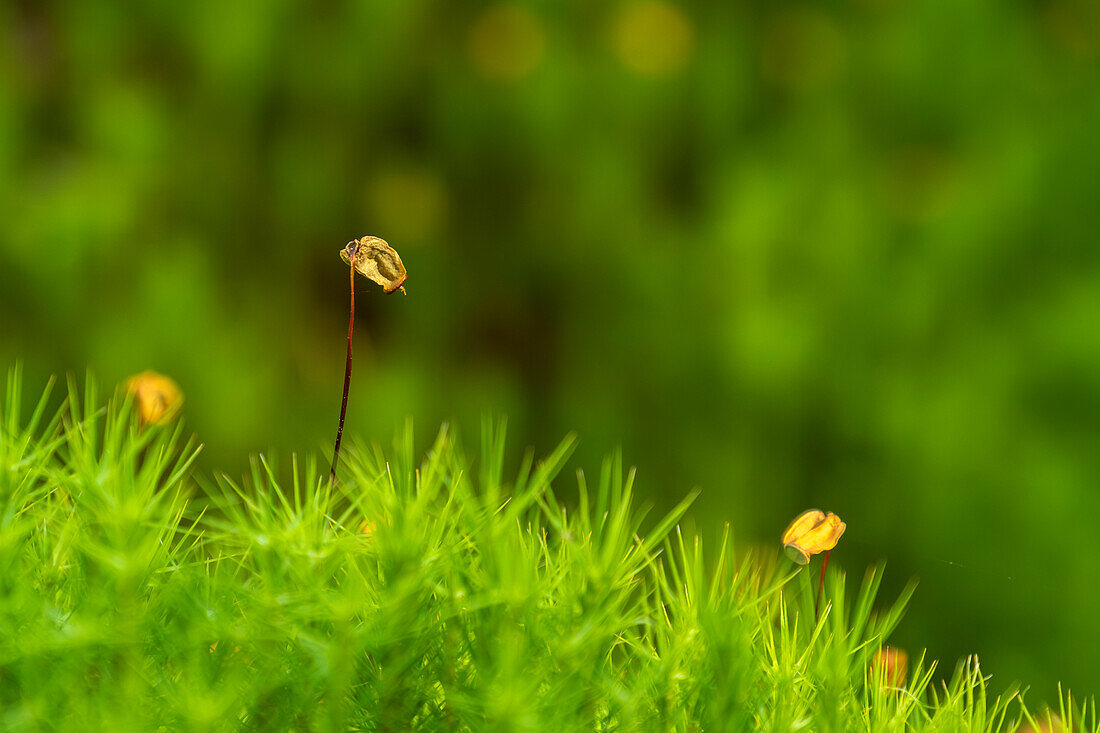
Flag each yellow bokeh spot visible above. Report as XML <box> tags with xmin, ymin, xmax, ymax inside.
<box><xmin>468</xmin><ymin>5</ymin><xmax>546</xmax><ymax>81</ymax></box>
<box><xmin>366</xmin><ymin>167</ymin><xmax>448</xmax><ymax>245</ymax></box>
<box><xmin>760</xmin><ymin>8</ymin><xmax>846</xmax><ymax>91</ymax></box>
<box><xmin>125</xmin><ymin>371</ymin><xmax>184</xmax><ymax>426</ymax></box>
<box><xmin>612</xmin><ymin>1</ymin><xmax>695</xmax><ymax>77</ymax></box>
<box><xmin>1043</xmin><ymin>0</ymin><xmax>1100</xmax><ymax>59</ymax></box>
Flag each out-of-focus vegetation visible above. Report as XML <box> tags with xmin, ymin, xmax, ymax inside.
<box><xmin>2</xmin><ymin>0</ymin><xmax>1100</xmax><ymax>700</ymax></box>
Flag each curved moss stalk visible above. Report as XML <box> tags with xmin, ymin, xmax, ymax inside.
<box><xmin>329</xmin><ymin>236</ymin><xmax>407</xmax><ymax>483</ymax></box>
<box><xmin>330</xmin><ymin>257</ymin><xmax>357</xmax><ymax>483</ymax></box>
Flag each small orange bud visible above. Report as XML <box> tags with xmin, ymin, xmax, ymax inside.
<box><xmin>870</xmin><ymin>646</ymin><xmax>908</xmax><ymax>688</ymax></box>
<box><xmin>209</xmin><ymin>640</ymin><xmax>243</xmax><ymax>657</ymax></box>
<box><xmin>125</xmin><ymin>371</ymin><xmax>183</xmax><ymax>426</ymax></box>
<box><xmin>782</xmin><ymin>509</ymin><xmax>845</xmax><ymax>564</ymax></box>
<box><xmin>1018</xmin><ymin>712</ymin><xmax>1066</xmax><ymax>733</ymax></box>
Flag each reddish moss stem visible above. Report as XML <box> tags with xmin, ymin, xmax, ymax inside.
<box><xmin>330</xmin><ymin>259</ymin><xmax>356</xmax><ymax>483</ymax></box>
<box><xmin>815</xmin><ymin>549</ymin><xmax>831</xmax><ymax>619</ymax></box>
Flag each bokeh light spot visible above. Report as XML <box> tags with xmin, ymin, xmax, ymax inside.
<box><xmin>468</xmin><ymin>5</ymin><xmax>546</xmax><ymax>81</ymax></box>
<box><xmin>760</xmin><ymin>8</ymin><xmax>846</xmax><ymax>91</ymax></box>
<box><xmin>612</xmin><ymin>1</ymin><xmax>695</xmax><ymax>77</ymax></box>
<box><xmin>1043</xmin><ymin>0</ymin><xmax>1100</xmax><ymax>59</ymax></box>
<box><xmin>366</xmin><ymin>167</ymin><xmax>449</xmax><ymax>245</ymax></box>
<box><xmin>881</xmin><ymin>146</ymin><xmax>960</xmax><ymax>224</ymax></box>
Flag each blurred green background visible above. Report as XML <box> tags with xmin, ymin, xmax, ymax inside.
<box><xmin>3</xmin><ymin>0</ymin><xmax>1100</xmax><ymax>702</ymax></box>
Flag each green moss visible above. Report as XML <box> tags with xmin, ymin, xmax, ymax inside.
<box><xmin>0</xmin><ymin>369</ymin><xmax>1091</xmax><ymax>731</ymax></box>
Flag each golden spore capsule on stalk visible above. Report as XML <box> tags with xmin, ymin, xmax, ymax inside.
<box><xmin>330</xmin><ymin>235</ymin><xmax>408</xmax><ymax>484</ymax></box>
<box><xmin>782</xmin><ymin>509</ymin><xmax>846</xmax><ymax>565</ymax></box>
<box><xmin>340</xmin><ymin>236</ymin><xmax>407</xmax><ymax>294</ymax></box>
<box><xmin>125</xmin><ymin>371</ymin><xmax>183</xmax><ymax>426</ymax></box>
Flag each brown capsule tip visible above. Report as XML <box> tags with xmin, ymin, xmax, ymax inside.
<box><xmin>382</xmin><ymin>272</ymin><xmax>407</xmax><ymax>295</ymax></box>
